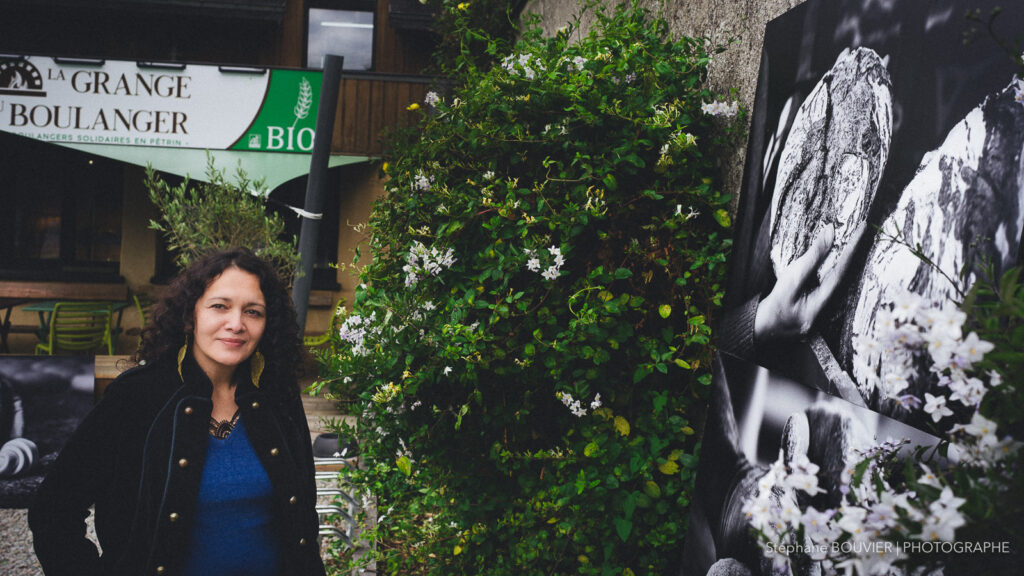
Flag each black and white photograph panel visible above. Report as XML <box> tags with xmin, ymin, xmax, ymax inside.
<box><xmin>716</xmin><ymin>0</ymin><xmax>1024</xmax><ymax>429</ymax></box>
<box><xmin>0</xmin><ymin>356</ymin><xmax>94</xmax><ymax>508</ymax></box>
<box><xmin>680</xmin><ymin>355</ymin><xmax>940</xmax><ymax>576</ymax></box>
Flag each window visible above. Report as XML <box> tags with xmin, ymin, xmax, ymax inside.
<box><xmin>0</xmin><ymin>132</ymin><xmax>122</xmax><ymax>281</ymax></box>
<box><xmin>306</xmin><ymin>3</ymin><xmax>376</xmax><ymax>71</ymax></box>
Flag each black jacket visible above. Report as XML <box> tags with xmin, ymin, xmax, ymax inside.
<box><xmin>28</xmin><ymin>353</ymin><xmax>327</xmax><ymax>576</ymax></box>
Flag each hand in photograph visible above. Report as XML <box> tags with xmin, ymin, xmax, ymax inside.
<box><xmin>754</xmin><ymin>222</ymin><xmax>866</xmax><ymax>344</ymax></box>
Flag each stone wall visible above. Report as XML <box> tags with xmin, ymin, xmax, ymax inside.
<box><xmin>523</xmin><ymin>0</ymin><xmax>807</xmax><ymax>208</ymax></box>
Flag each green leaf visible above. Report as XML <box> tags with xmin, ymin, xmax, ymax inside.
<box><xmin>613</xmin><ymin>416</ymin><xmax>631</xmax><ymax>437</ymax></box>
<box><xmin>713</xmin><ymin>208</ymin><xmax>731</xmax><ymax>228</ymax></box>
<box><xmin>658</xmin><ymin>304</ymin><xmax>672</xmax><ymax>318</ymax></box>
<box><xmin>632</xmin><ymin>366</ymin><xmax>651</xmax><ymax>384</ymax></box>
<box><xmin>603</xmin><ymin>173</ymin><xmax>618</xmax><ymax>190</ymax></box>
<box><xmin>613</xmin><ymin>517</ymin><xmax>632</xmax><ymax>541</ymax></box>
<box><xmin>396</xmin><ymin>456</ymin><xmax>412</xmax><ymax>477</ymax></box>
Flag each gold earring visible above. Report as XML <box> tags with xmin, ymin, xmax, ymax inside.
<box><xmin>250</xmin><ymin>351</ymin><xmax>265</xmax><ymax>388</ymax></box>
<box><xmin>177</xmin><ymin>337</ymin><xmax>189</xmax><ymax>381</ymax></box>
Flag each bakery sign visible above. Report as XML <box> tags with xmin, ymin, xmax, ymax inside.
<box><xmin>0</xmin><ymin>55</ymin><xmax>322</xmax><ymax>153</ymax></box>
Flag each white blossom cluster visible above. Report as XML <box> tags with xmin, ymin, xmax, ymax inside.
<box><xmin>700</xmin><ymin>99</ymin><xmax>739</xmax><ymax>117</ymax></box>
<box><xmin>412</xmin><ymin>170</ymin><xmax>433</xmax><ymax>192</ymax></box>
<box><xmin>424</xmin><ymin>91</ymin><xmax>440</xmax><ymax>107</ymax></box>
<box><xmin>524</xmin><ymin>245</ymin><xmax>566</xmax><ymax>281</ymax></box>
<box><xmin>853</xmin><ymin>292</ymin><xmax>997</xmax><ymax>419</ymax></box>
<box><xmin>337</xmin><ymin>312</ymin><xmax>381</xmax><ymax>356</ymax></box>
<box><xmin>746</xmin><ymin>292</ymin><xmax>1021</xmax><ymax>575</ymax></box>
<box><xmin>557</xmin><ymin>391</ymin><xmax>601</xmax><ymax>417</ymax></box>
<box><xmin>744</xmin><ymin>446</ymin><xmax>961</xmax><ymax>576</ymax></box>
<box><xmin>403</xmin><ymin>241</ymin><xmax>457</xmax><ymax>287</ymax></box>
<box><xmin>950</xmin><ymin>411</ymin><xmax>1022</xmax><ymax>469</ymax></box>
<box><xmin>501</xmin><ymin>52</ymin><xmax>545</xmax><ymax>80</ymax></box>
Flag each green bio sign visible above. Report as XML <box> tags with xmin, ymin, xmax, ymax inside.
<box><xmin>231</xmin><ymin>69</ymin><xmax>323</xmax><ymax>153</ymax></box>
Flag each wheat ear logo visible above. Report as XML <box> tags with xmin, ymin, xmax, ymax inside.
<box><xmin>291</xmin><ymin>77</ymin><xmax>312</xmax><ymax>128</ymax></box>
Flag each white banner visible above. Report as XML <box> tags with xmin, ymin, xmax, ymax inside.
<box><xmin>0</xmin><ymin>56</ymin><xmax>319</xmax><ymax>151</ymax></box>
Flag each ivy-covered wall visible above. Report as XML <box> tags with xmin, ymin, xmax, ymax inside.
<box><xmin>524</xmin><ymin>0</ymin><xmax>805</xmax><ymax>206</ymax></box>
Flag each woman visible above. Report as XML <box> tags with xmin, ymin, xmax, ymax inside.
<box><xmin>29</xmin><ymin>248</ymin><xmax>327</xmax><ymax>576</ymax></box>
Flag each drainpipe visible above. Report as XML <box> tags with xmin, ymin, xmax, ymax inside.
<box><xmin>292</xmin><ymin>54</ymin><xmax>343</xmax><ymax>333</ymax></box>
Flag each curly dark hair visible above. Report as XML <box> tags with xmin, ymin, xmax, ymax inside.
<box><xmin>135</xmin><ymin>247</ymin><xmax>304</xmax><ymax>399</ymax></box>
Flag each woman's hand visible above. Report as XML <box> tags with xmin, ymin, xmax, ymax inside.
<box><xmin>754</xmin><ymin>223</ymin><xmax>866</xmax><ymax>342</ymax></box>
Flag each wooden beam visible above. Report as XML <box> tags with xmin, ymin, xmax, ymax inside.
<box><xmin>0</xmin><ymin>281</ymin><xmax>128</xmax><ymax>301</ymax></box>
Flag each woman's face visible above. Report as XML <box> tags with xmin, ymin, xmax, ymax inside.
<box><xmin>191</xmin><ymin>266</ymin><xmax>267</xmax><ymax>382</ymax></box>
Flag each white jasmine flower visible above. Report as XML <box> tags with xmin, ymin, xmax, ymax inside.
<box><xmin>404</xmin><ymin>241</ymin><xmax>457</xmax><ymax>287</ymax></box>
<box><xmin>742</xmin><ymin>494</ymin><xmax>774</xmax><ymax>533</ymax></box>
<box><xmin>866</xmin><ymin>493</ymin><xmax>902</xmax><ymax>533</ymax></box>
<box><xmin>836</xmin><ymin>505</ymin><xmax>868</xmax><ymax>539</ymax></box>
<box><xmin>951</xmin><ymin>412</ymin><xmax>1000</xmax><ymax>448</ymax></box>
<box><xmin>919</xmin><ymin>487</ymin><xmax>966</xmax><ymax>542</ymax></box>
<box><xmin>923</xmin><ymin>393</ymin><xmax>953</xmax><ymax>422</ymax></box>
<box><xmin>525</xmin><ymin>245</ymin><xmax>567</xmax><ymax>281</ymax></box>
<box><xmin>777</xmin><ymin>491</ymin><xmax>802</xmax><ymax>524</ymax></box>
<box><xmin>784</xmin><ymin>453</ymin><xmax>825</xmax><ymax>495</ymax></box>
<box><xmin>954</xmin><ymin>332</ymin><xmax>994</xmax><ymax>368</ymax></box>
<box><xmin>896</xmin><ymin>394</ymin><xmax>922</xmax><ymax>410</ymax></box>
<box><xmin>424</xmin><ymin>91</ymin><xmax>440</xmax><ymax>106</ymax></box>
<box><xmin>948</xmin><ymin>376</ymin><xmax>986</xmax><ymax>407</ymax></box>
<box><xmin>988</xmin><ymin>369</ymin><xmax>1003</xmax><ymax>387</ymax></box>
<box><xmin>700</xmin><ymin>100</ymin><xmax>739</xmax><ymax>117</ymax></box>
<box><xmin>921</xmin><ymin>305</ymin><xmax>966</xmax><ymax>341</ymax></box>
<box><xmin>800</xmin><ymin>506</ymin><xmax>837</xmax><ymax>543</ymax></box>
<box><xmin>891</xmin><ymin>292</ymin><xmax>925</xmax><ymax>323</ymax></box>
<box><xmin>558</xmin><ymin>391</ymin><xmax>587</xmax><ymax>417</ymax></box>
<box><xmin>880</xmin><ymin>368</ymin><xmax>911</xmax><ymax>399</ymax></box>
<box><xmin>443</xmin><ymin>366</ymin><xmax>453</xmax><ymax>376</ymax></box>
<box><xmin>916</xmin><ymin>463</ymin><xmax>942</xmax><ymax>488</ymax></box>
<box><xmin>412</xmin><ymin>171</ymin><xmax>432</xmax><ymax>192</ymax></box>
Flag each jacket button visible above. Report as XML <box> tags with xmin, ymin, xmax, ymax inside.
<box><xmin>184</xmin><ymin>406</ymin><xmax>194</xmax><ymax>415</ymax></box>
<box><xmin>251</xmin><ymin>401</ymin><xmax>260</xmax><ymax>409</ymax></box>
<box><xmin>156</xmin><ymin>567</ymin><xmax>166</xmax><ymax>575</ymax></box>
<box><xmin>299</xmin><ymin>537</ymin><xmax>307</xmax><ymax>547</ymax></box>
<box><xmin>289</xmin><ymin>495</ymin><xmax>297</xmax><ymax>505</ymax></box>
<box><xmin>169</xmin><ymin>512</ymin><xmax>179</xmax><ymax>523</ymax></box>
<box><xmin>178</xmin><ymin>458</ymin><xmax>189</xmax><ymax>468</ymax></box>
<box><xmin>270</xmin><ymin>448</ymin><xmax>280</xmax><ymax>457</ymax></box>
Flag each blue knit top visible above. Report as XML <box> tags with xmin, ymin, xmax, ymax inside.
<box><xmin>182</xmin><ymin>418</ymin><xmax>282</xmax><ymax>576</ymax></box>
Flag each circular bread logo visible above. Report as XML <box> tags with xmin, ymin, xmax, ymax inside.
<box><xmin>0</xmin><ymin>59</ymin><xmax>46</xmax><ymax>97</ymax></box>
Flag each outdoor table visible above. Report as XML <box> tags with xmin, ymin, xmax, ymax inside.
<box><xmin>0</xmin><ymin>298</ymin><xmax>29</xmax><ymax>353</ymax></box>
<box><xmin>23</xmin><ymin>300</ymin><xmax>131</xmax><ymax>343</ymax></box>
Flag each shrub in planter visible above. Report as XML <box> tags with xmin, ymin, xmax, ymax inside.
<box><xmin>144</xmin><ymin>155</ymin><xmax>299</xmax><ymax>283</ymax></box>
<box><xmin>321</xmin><ymin>2</ymin><xmax>744</xmax><ymax>573</ymax></box>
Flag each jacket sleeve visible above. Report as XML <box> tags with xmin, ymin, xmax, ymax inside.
<box><xmin>28</xmin><ymin>378</ymin><xmax>129</xmax><ymax>576</ymax></box>
<box><xmin>291</xmin><ymin>394</ymin><xmax>328</xmax><ymax>576</ymax></box>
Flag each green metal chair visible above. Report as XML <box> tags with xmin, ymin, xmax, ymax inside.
<box><xmin>133</xmin><ymin>292</ymin><xmax>154</xmax><ymax>329</ymax></box>
<box><xmin>35</xmin><ymin>301</ymin><xmax>114</xmax><ymax>355</ymax></box>
<box><xmin>304</xmin><ymin>298</ymin><xmax>346</xmax><ymax>348</ymax></box>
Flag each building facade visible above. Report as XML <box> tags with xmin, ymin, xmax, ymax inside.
<box><xmin>0</xmin><ymin>0</ymin><xmax>440</xmax><ymax>348</ymax></box>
